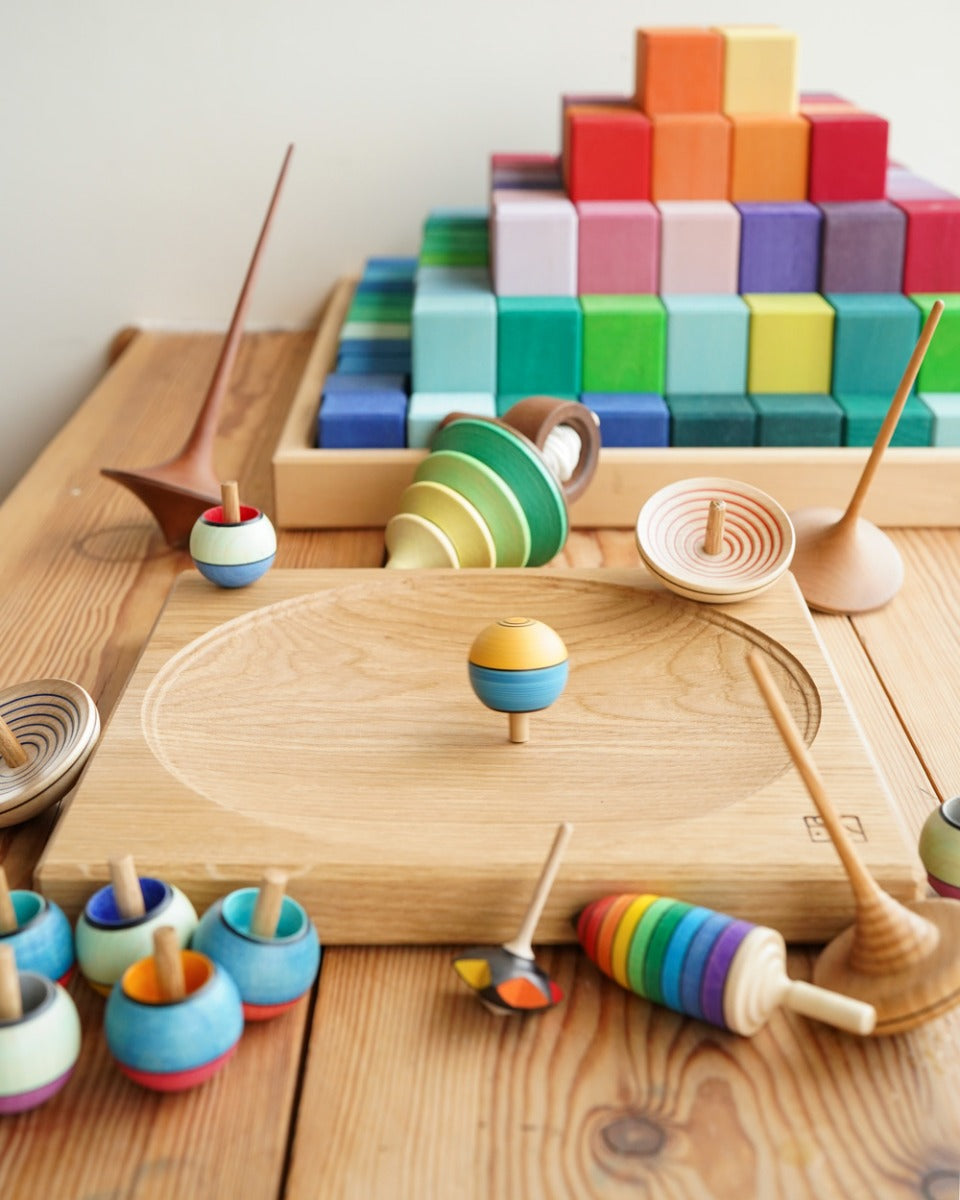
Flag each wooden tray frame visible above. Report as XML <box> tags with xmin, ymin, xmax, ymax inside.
<box><xmin>271</xmin><ymin>277</ymin><xmax>960</xmax><ymax>530</ymax></box>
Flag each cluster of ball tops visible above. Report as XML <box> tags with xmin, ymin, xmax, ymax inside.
<box><xmin>0</xmin><ymin>859</ymin><xmax>320</xmax><ymax>1112</ymax></box>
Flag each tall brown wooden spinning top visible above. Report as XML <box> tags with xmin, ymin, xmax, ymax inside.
<box><xmin>101</xmin><ymin>145</ymin><xmax>294</xmax><ymax>547</ymax></box>
<box><xmin>748</xmin><ymin>650</ymin><xmax>960</xmax><ymax>1035</ymax></box>
<box><xmin>789</xmin><ymin>299</ymin><xmax>943</xmax><ymax>614</ymax></box>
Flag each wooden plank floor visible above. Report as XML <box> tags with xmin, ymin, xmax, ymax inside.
<box><xmin>0</xmin><ymin>324</ymin><xmax>958</xmax><ymax>1199</ymax></box>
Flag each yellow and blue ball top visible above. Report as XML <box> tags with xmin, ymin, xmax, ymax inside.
<box><xmin>468</xmin><ymin>617</ymin><xmax>567</xmax><ymax>673</ymax></box>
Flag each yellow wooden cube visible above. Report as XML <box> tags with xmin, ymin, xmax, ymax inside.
<box><xmin>744</xmin><ymin>294</ymin><xmax>835</xmax><ymax>394</ymax></box>
<box><xmin>716</xmin><ymin>26</ymin><xmax>797</xmax><ymax>115</ymax></box>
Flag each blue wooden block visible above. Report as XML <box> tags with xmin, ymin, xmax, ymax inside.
<box><xmin>412</xmin><ymin>288</ymin><xmax>497</xmax><ymax>393</ymax></box>
<box><xmin>322</xmin><ymin>372</ymin><xmax>408</xmax><ymax>395</ymax></box>
<box><xmin>336</xmin><ymin>344</ymin><xmax>412</xmax><ymax>374</ymax></box>
<box><xmin>362</xmin><ymin>257</ymin><xmax>418</xmax><ymax>282</ymax></box>
<box><xmin>826</xmin><ymin>293</ymin><xmax>921</xmax><ymax>395</ymax></box>
<box><xmin>316</xmin><ymin>389</ymin><xmax>407</xmax><ymax>449</ymax></box>
<box><xmin>663</xmin><ymin>295</ymin><xmax>749</xmax><ymax>395</ymax></box>
<box><xmin>920</xmin><ymin>393</ymin><xmax>960</xmax><ymax>445</ymax></box>
<box><xmin>668</xmin><ymin>395</ymin><xmax>756</xmax><ymax>446</ymax></box>
<box><xmin>407</xmin><ymin>392</ymin><xmax>495</xmax><ymax>449</ymax></box>
<box><xmin>736</xmin><ymin>202</ymin><xmax>821</xmax><ymax>292</ymax></box>
<box><xmin>581</xmin><ymin>393</ymin><xmax>669</xmax><ymax>446</ymax></box>
<box><xmin>749</xmin><ymin>393</ymin><xmax>843</xmax><ymax>445</ymax></box>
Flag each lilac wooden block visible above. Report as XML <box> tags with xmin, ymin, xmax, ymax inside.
<box><xmin>492</xmin><ymin>190</ymin><xmax>577</xmax><ymax>296</ymax></box>
<box><xmin>658</xmin><ymin>201</ymin><xmax>740</xmax><ymax>293</ymax></box>
<box><xmin>576</xmin><ymin>201</ymin><xmax>659</xmax><ymax>294</ymax></box>
<box><xmin>819</xmin><ymin>200</ymin><xmax>906</xmax><ymax>292</ymax></box>
<box><xmin>885</xmin><ymin>167</ymin><xmax>955</xmax><ymax>202</ymax></box>
<box><xmin>736</xmin><ymin>202</ymin><xmax>822</xmax><ymax>293</ymax></box>
<box><xmin>490</xmin><ymin>153</ymin><xmax>562</xmax><ymax>193</ymax></box>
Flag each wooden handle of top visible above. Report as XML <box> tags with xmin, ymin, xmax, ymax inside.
<box><xmin>0</xmin><ymin>943</ymin><xmax>22</xmax><ymax>1021</ymax></box>
<box><xmin>0</xmin><ymin>714</ymin><xmax>28</xmax><ymax>769</ymax></box>
<box><xmin>781</xmin><ymin>978</ymin><xmax>876</xmax><ymax>1035</ymax></box>
<box><xmin>0</xmin><ymin>866</ymin><xmax>16</xmax><ymax>934</ymax></box>
<box><xmin>503</xmin><ymin>822</ymin><xmax>573</xmax><ymax>960</ymax></box>
<box><xmin>221</xmin><ymin>480</ymin><xmax>241</xmax><ymax>524</ymax></box>
<box><xmin>251</xmin><ymin>869</ymin><xmax>288</xmax><ymax>938</ymax></box>
<box><xmin>703</xmin><ymin>500</ymin><xmax>726</xmax><ymax>556</ymax></box>
<box><xmin>842</xmin><ymin>299</ymin><xmax>944</xmax><ymax>527</ymax></box>
<box><xmin>153</xmin><ymin>926</ymin><xmax>186</xmax><ymax>1002</ymax></box>
<box><xmin>109</xmin><ymin>855</ymin><xmax>146</xmax><ymax>920</ymax></box>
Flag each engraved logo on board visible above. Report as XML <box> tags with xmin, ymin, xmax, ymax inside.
<box><xmin>805</xmin><ymin>815</ymin><xmax>866</xmax><ymax>842</ymax></box>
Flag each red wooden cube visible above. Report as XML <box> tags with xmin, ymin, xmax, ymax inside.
<box><xmin>895</xmin><ymin>199</ymin><xmax>960</xmax><ymax>292</ymax></box>
<box><xmin>563</xmin><ymin>105</ymin><xmax>652</xmax><ymax>202</ymax></box>
<box><xmin>806</xmin><ymin>110</ymin><xmax>889</xmax><ymax>202</ymax></box>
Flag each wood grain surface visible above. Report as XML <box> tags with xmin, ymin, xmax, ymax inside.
<box><xmin>1</xmin><ymin>322</ymin><xmax>958</xmax><ymax>1199</ymax></box>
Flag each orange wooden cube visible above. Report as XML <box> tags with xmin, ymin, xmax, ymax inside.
<box><xmin>729</xmin><ymin>114</ymin><xmax>809</xmax><ymax>202</ymax></box>
<box><xmin>634</xmin><ymin>27</ymin><xmax>723</xmax><ymax>114</ymax></box>
<box><xmin>650</xmin><ymin>114</ymin><xmax>730</xmax><ymax>201</ymax></box>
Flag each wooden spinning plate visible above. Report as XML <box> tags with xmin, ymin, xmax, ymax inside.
<box><xmin>37</xmin><ymin>569</ymin><xmax>923</xmax><ymax>944</ymax></box>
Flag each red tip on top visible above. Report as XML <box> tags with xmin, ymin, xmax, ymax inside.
<box><xmin>202</xmin><ymin>504</ymin><xmax>261</xmax><ymax>526</ymax></box>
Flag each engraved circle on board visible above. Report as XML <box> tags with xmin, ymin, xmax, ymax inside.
<box><xmin>141</xmin><ymin>575</ymin><xmax>820</xmax><ymax>836</ymax></box>
<box><xmin>636</xmin><ymin>478</ymin><xmax>795</xmax><ymax>594</ymax></box>
<box><xmin>0</xmin><ymin>680</ymin><xmax>100</xmax><ymax>821</ymax></box>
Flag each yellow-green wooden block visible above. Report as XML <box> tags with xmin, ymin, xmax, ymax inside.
<box><xmin>744</xmin><ymin>293</ymin><xmax>835</xmax><ymax>394</ymax></box>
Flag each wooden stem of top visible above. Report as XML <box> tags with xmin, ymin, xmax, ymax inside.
<box><xmin>703</xmin><ymin>500</ymin><xmax>726</xmax><ymax>556</ymax></box>
<box><xmin>0</xmin><ymin>944</ymin><xmax>22</xmax><ymax>1021</ymax></box>
<box><xmin>221</xmin><ymin>480</ymin><xmax>242</xmax><ymax>524</ymax></box>
<box><xmin>747</xmin><ymin>651</ymin><xmax>938</xmax><ymax>973</ymax></box>
<box><xmin>153</xmin><ymin>926</ymin><xmax>186</xmax><ymax>1002</ymax></box>
<box><xmin>0</xmin><ymin>866</ymin><xmax>17</xmax><ymax>934</ymax></box>
<box><xmin>251</xmin><ymin>869</ymin><xmax>288</xmax><ymax>938</ymax></box>
<box><xmin>508</xmin><ymin>712</ymin><xmax>530</xmax><ymax>744</ymax></box>
<box><xmin>109</xmin><ymin>854</ymin><xmax>146</xmax><ymax>920</ymax></box>
<box><xmin>841</xmin><ymin>299</ymin><xmax>944</xmax><ymax>530</ymax></box>
<box><xmin>780</xmin><ymin>978</ymin><xmax>876</xmax><ymax>1035</ymax></box>
<box><xmin>0</xmin><ymin>714</ymin><xmax>28</xmax><ymax>769</ymax></box>
<box><xmin>503</xmin><ymin>822</ymin><xmax>573</xmax><ymax>960</ymax></box>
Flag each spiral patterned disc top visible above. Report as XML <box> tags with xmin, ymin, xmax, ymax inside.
<box><xmin>0</xmin><ymin>679</ymin><xmax>100</xmax><ymax>823</ymax></box>
<box><xmin>635</xmin><ymin>477</ymin><xmax>795</xmax><ymax>596</ymax></box>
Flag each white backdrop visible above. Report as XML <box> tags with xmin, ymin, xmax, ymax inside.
<box><xmin>2</xmin><ymin>0</ymin><xmax>958</xmax><ymax>500</ymax></box>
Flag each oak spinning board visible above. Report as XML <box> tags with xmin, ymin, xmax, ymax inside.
<box><xmin>38</xmin><ymin>569</ymin><xmax>923</xmax><ymax>943</ymax></box>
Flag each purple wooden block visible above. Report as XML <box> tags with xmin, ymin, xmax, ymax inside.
<box><xmin>819</xmin><ymin>200</ymin><xmax>906</xmax><ymax>292</ymax></box>
<box><xmin>737</xmin><ymin>202</ymin><xmax>821</xmax><ymax>292</ymax></box>
<box><xmin>700</xmin><ymin>918</ymin><xmax>753</xmax><ymax>1029</ymax></box>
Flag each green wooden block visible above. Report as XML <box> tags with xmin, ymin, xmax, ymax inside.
<box><xmin>918</xmin><ymin>393</ymin><xmax>960</xmax><ymax>446</ymax></box>
<box><xmin>912</xmin><ymin>294</ymin><xmax>960</xmax><ymax>392</ymax></box>
<box><xmin>581</xmin><ymin>296</ymin><xmax>666</xmax><ymax>393</ymax></box>
<box><xmin>835</xmin><ymin>393</ymin><xmax>934</xmax><ymax>446</ymax></box>
<box><xmin>668</xmin><ymin>395</ymin><xmax>756</xmax><ymax>446</ymax></box>
<box><xmin>826</xmin><ymin>293</ymin><xmax>921</xmax><ymax>395</ymax></box>
<box><xmin>497</xmin><ymin>298</ymin><xmax>582</xmax><ymax>396</ymax></box>
<box><xmin>347</xmin><ymin>295</ymin><xmax>414</xmax><ymax>323</ymax></box>
<box><xmin>749</xmin><ymin>394</ymin><xmax>843</xmax><ymax>445</ymax></box>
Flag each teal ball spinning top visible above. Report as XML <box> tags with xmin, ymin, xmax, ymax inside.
<box><xmin>468</xmin><ymin>617</ymin><xmax>568</xmax><ymax>743</ymax></box>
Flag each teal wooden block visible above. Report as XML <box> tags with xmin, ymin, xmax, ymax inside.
<box><xmin>825</xmin><ymin>293</ymin><xmax>921</xmax><ymax>395</ymax></box>
<box><xmin>581</xmin><ymin>296</ymin><xmax>666</xmax><ymax>393</ymax></box>
<box><xmin>412</xmin><ymin>289</ymin><xmax>497</xmax><ymax>393</ymax></box>
<box><xmin>749</xmin><ymin>393</ymin><xmax>843</xmax><ymax>445</ymax></box>
<box><xmin>496</xmin><ymin>394</ymin><xmax>577</xmax><ymax>417</ymax></box>
<box><xmin>667</xmin><ymin>395</ymin><xmax>756</xmax><ymax>446</ymax></box>
<box><xmin>835</xmin><ymin>393</ymin><xmax>934</xmax><ymax>446</ymax></box>
<box><xmin>918</xmin><ymin>393</ymin><xmax>960</xmax><ymax>446</ymax></box>
<box><xmin>406</xmin><ymin>393</ymin><xmax>495</xmax><ymax>449</ymax></box>
<box><xmin>497</xmin><ymin>298</ymin><xmax>582</xmax><ymax>396</ymax></box>
<box><xmin>663</xmin><ymin>295</ymin><xmax>749</xmax><ymax>395</ymax></box>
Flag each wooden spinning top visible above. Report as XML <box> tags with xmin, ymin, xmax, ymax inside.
<box><xmin>453</xmin><ymin>822</ymin><xmax>572</xmax><ymax>1014</ymax></box>
<box><xmin>635</xmin><ymin>477</ymin><xmax>795</xmax><ymax>603</ymax></box>
<box><xmin>189</xmin><ymin>480</ymin><xmax>277</xmax><ymax>588</ymax></box>
<box><xmin>468</xmin><ymin>618</ymin><xmax>569</xmax><ymax>743</ymax></box>
<box><xmin>749</xmin><ymin>650</ymin><xmax>960</xmax><ymax>1035</ymax></box>
<box><xmin>0</xmin><ymin>679</ymin><xmax>100</xmax><ymax>827</ymax></box>
<box><xmin>918</xmin><ymin>795</ymin><xmax>960</xmax><ymax>899</ymax></box>
<box><xmin>101</xmin><ymin>145</ymin><xmax>293</xmax><ymax>547</ymax></box>
<box><xmin>789</xmin><ymin>299</ymin><xmax>943</xmax><ymax>614</ymax></box>
<box><xmin>499</xmin><ymin>395</ymin><xmax>601</xmax><ymax>504</ymax></box>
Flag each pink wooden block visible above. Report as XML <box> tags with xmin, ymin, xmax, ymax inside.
<box><xmin>658</xmin><ymin>201</ymin><xmax>740</xmax><ymax>293</ymax></box>
<box><xmin>492</xmin><ymin>190</ymin><xmax>578</xmax><ymax>297</ymax></box>
<box><xmin>576</xmin><ymin>201</ymin><xmax>659</xmax><ymax>294</ymax></box>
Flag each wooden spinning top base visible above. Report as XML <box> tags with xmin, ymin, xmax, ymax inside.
<box><xmin>789</xmin><ymin>507</ymin><xmax>904</xmax><ymax>615</ymax></box>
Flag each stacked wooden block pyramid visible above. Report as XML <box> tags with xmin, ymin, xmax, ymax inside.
<box><xmin>317</xmin><ymin>24</ymin><xmax>960</xmax><ymax>453</ymax></box>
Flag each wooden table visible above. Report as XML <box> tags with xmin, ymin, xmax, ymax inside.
<box><xmin>0</xmin><ymin>323</ymin><xmax>958</xmax><ymax>1200</ymax></box>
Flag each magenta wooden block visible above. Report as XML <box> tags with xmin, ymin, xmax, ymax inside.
<box><xmin>576</xmin><ymin>201</ymin><xmax>659</xmax><ymax>294</ymax></box>
<box><xmin>819</xmin><ymin>201</ymin><xmax>906</xmax><ymax>292</ymax></box>
<box><xmin>896</xmin><ymin>200</ymin><xmax>960</xmax><ymax>292</ymax></box>
<box><xmin>491</xmin><ymin>190</ymin><xmax>577</xmax><ymax>297</ymax></box>
<box><xmin>658</xmin><ymin>201</ymin><xmax>740</xmax><ymax>294</ymax></box>
<box><xmin>736</xmin><ymin>202</ymin><xmax>821</xmax><ymax>293</ymax></box>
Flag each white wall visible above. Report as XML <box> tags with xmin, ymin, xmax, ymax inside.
<box><xmin>2</xmin><ymin>0</ymin><xmax>958</xmax><ymax>501</ymax></box>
